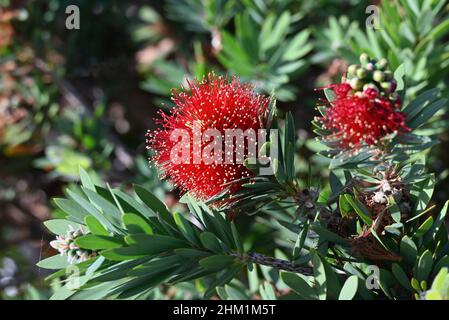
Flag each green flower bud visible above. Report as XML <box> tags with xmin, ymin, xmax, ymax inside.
<box><xmin>380</xmin><ymin>82</ymin><xmax>392</xmax><ymax>91</ymax></box>
<box><xmin>389</xmin><ymin>92</ymin><xmax>399</xmax><ymax>101</ymax></box>
<box><xmin>383</xmin><ymin>70</ymin><xmax>393</xmax><ymax>80</ymax></box>
<box><xmin>373</xmin><ymin>70</ymin><xmax>384</xmax><ymax>82</ymax></box>
<box><xmin>356</xmin><ymin>68</ymin><xmax>367</xmax><ymax>79</ymax></box>
<box><xmin>360</xmin><ymin>53</ymin><xmax>369</xmax><ymax>64</ymax></box>
<box><xmin>350</xmin><ymin>78</ymin><xmax>363</xmax><ymax>90</ymax></box>
<box><xmin>377</xmin><ymin>58</ymin><xmax>388</xmax><ymax>70</ymax></box>
<box><xmin>347</xmin><ymin>64</ymin><xmax>357</xmax><ymax>76</ymax></box>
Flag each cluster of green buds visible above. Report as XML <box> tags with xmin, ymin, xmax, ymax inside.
<box><xmin>50</xmin><ymin>226</ymin><xmax>97</xmax><ymax>264</ymax></box>
<box><xmin>346</xmin><ymin>53</ymin><xmax>400</xmax><ymax>106</ymax></box>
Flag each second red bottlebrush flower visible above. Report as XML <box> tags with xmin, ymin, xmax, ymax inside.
<box><xmin>317</xmin><ymin>54</ymin><xmax>409</xmax><ymax>149</ymax></box>
<box><xmin>146</xmin><ymin>73</ymin><xmax>270</xmax><ymax>201</ymax></box>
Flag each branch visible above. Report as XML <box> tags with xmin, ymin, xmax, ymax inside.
<box><xmin>230</xmin><ymin>251</ymin><xmax>313</xmax><ymax>276</ymax></box>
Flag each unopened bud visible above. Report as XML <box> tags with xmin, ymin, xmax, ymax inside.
<box><xmin>356</xmin><ymin>68</ymin><xmax>367</xmax><ymax>79</ymax></box>
<box><xmin>377</xmin><ymin>58</ymin><xmax>388</xmax><ymax>70</ymax></box>
<box><xmin>389</xmin><ymin>92</ymin><xmax>400</xmax><ymax>101</ymax></box>
<box><xmin>373</xmin><ymin>70</ymin><xmax>384</xmax><ymax>82</ymax></box>
<box><xmin>384</xmin><ymin>70</ymin><xmax>393</xmax><ymax>80</ymax></box>
<box><xmin>380</xmin><ymin>81</ymin><xmax>392</xmax><ymax>91</ymax></box>
<box><xmin>360</xmin><ymin>53</ymin><xmax>369</xmax><ymax>64</ymax></box>
<box><xmin>347</xmin><ymin>64</ymin><xmax>357</xmax><ymax>76</ymax></box>
<box><xmin>350</xmin><ymin>78</ymin><xmax>363</xmax><ymax>90</ymax></box>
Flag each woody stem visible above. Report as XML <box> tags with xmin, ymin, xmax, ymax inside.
<box><xmin>230</xmin><ymin>251</ymin><xmax>313</xmax><ymax>276</ymax></box>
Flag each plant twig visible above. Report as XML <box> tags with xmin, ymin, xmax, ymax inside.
<box><xmin>230</xmin><ymin>252</ymin><xmax>313</xmax><ymax>276</ymax></box>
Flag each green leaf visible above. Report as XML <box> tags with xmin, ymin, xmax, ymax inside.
<box><xmin>389</xmin><ymin>197</ymin><xmax>402</xmax><ymax>223</ymax></box>
<box><xmin>66</xmin><ymin>189</ymin><xmax>119</xmax><ymax>233</ymax></box>
<box><xmin>220</xmin><ymin>30</ymin><xmax>250</xmax><ymax>64</ymax></box>
<box><xmin>329</xmin><ymin>149</ymin><xmax>373</xmax><ymax>170</ymax></box>
<box><xmin>280</xmin><ymin>272</ymin><xmax>317</xmax><ymax>300</ymax></box>
<box><xmin>79</xmin><ymin>167</ymin><xmax>96</xmax><ymax>191</ymax></box>
<box><xmin>415</xmin><ymin>249</ymin><xmax>433</xmax><ymax>282</ymax></box>
<box><xmin>113</xmin><ymin>189</ymin><xmax>154</xmax><ymax>219</ymax></box>
<box><xmin>260</xmin><ymin>11</ymin><xmax>291</xmax><ymax>53</ymax></box>
<box><xmin>100</xmin><ymin>247</ymin><xmax>150</xmax><ymax>261</ymax></box>
<box><xmin>224</xmin><ymin>284</ymin><xmax>249</xmax><ymax>300</ymax></box>
<box><xmin>52</xmin><ymin>198</ymin><xmax>89</xmax><ymax>223</ymax></box>
<box><xmin>312</xmin><ymin>252</ymin><xmax>327</xmax><ymax>300</ymax></box>
<box><xmin>174</xmin><ymin>248</ymin><xmax>210</xmax><ymax>259</ymax></box>
<box><xmin>293</xmin><ymin>221</ymin><xmax>309</xmax><ymax>259</ymax></box>
<box><xmin>259</xmin><ymin>281</ymin><xmax>277</xmax><ymax>300</ymax></box>
<box><xmin>284</xmin><ymin>112</ymin><xmax>296</xmax><ymax>178</ymax></box>
<box><xmin>248</xmin><ymin>265</ymin><xmax>259</xmax><ymax>293</ymax></box>
<box><xmin>329</xmin><ymin>172</ymin><xmax>343</xmax><ymax>196</ymax></box>
<box><xmin>102</xmin><ymin>235</ymin><xmax>183</xmax><ymax>259</ymax></box>
<box><xmin>324</xmin><ymin>88</ymin><xmax>335</xmax><ymax>102</ymax></box>
<box><xmin>272</xmin><ymin>158</ymin><xmax>287</xmax><ymax>186</ymax></box>
<box><xmin>411</xmin><ymin>277</ymin><xmax>421</xmax><ymax>292</ymax></box>
<box><xmin>424</xmin><ymin>200</ymin><xmax>449</xmax><ymax>244</ymax></box>
<box><xmin>338</xmin><ymin>194</ymin><xmax>351</xmax><ymax>217</ymax></box>
<box><xmin>173</xmin><ymin>212</ymin><xmax>199</xmax><ymax>246</ymax></box>
<box><xmin>413</xmin><ymin>216</ymin><xmax>434</xmax><ymax>239</ymax></box>
<box><xmin>378</xmin><ymin>269</ymin><xmax>396</xmax><ymax>299</ymax></box>
<box><xmin>128</xmin><ymin>256</ymin><xmax>184</xmax><ymax>277</ymax></box>
<box><xmin>392</xmin><ymin>263</ymin><xmax>412</xmax><ymax>290</ymax></box>
<box><xmin>312</xmin><ymin>251</ymin><xmax>341</xmax><ymax>300</ymax></box>
<box><xmin>311</xmin><ymin>223</ymin><xmax>347</xmax><ymax>245</ymax></box>
<box><xmin>408</xmin><ymin>98</ymin><xmax>447</xmax><ymax>130</ymax></box>
<box><xmin>433</xmin><ymin>256</ymin><xmax>449</xmax><ymax>277</ymax></box>
<box><xmin>44</xmin><ymin>219</ymin><xmax>83</xmax><ymax>235</ymax></box>
<box><xmin>82</xmin><ymin>188</ymin><xmax>122</xmax><ymax>226</ymax></box>
<box><xmin>282</xmin><ymin>30</ymin><xmax>312</xmax><ymax>61</ymax></box>
<box><xmin>400</xmin><ymin>235</ymin><xmax>418</xmax><ymax>267</ymax></box>
<box><xmin>413</xmin><ymin>175</ymin><xmax>435</xmax><ymax>212</ymax></box>
<box><xmin>199</xmin><ymin>255</ymin><xmax>236</xmax><ymax>270</ymax></box>
<box><xmin>344</xmin><ymin>194</ymin><xmax>372</xmax><ymax>226</ymax></box>
<box><xmin>384</xmin><ymin>225</ymin><xmax>402</xmax><ymax>236</ymax></box>
<box><xmin>116</xmin><ymin>269</ymin><xmax>175</xmax><ymax>299</ymax></box>
<box><xmin>231</xmin><ymin>222</ymin><xmax>243</xmax><ymax>253</ymax></box>
<box><xmin>125</xmin><ymin>234</ymin><xmax>188</xmax><ymax>254</ymax></box>
<box><xmin>343</xmin><ymin>263</ymin><xmax>373</xmax><ymax>300</ymax></box>
<box><xmin>49</xmin><ymin>285</ymin><xmax>77</xmax><ymax>300</ymax></box>
<box><xmin>134</xmin><ymin>185</ymin><xmax>176</xmax><ymax>229</ymax></box>
<box><xmin>84</xmin><ymin>216</ymin><xmax>109</xmax><ymax>236</ymax></box>
<box><xmin>338</xmin><ymin>276</ymin><xmax>358</xmax><ymax>300</ymax></box>
<box><xmin>37</xmin><ymin>255</ymin><xmax>69</xmax><ymax>269</ymax></box>
<box><xmin>75</xmin><ymin>235</ymin><xmax>125</xmax><ymax>250</ymax></box>
<box><xmin>123</xmin><ymin>213</ymin><xmax>153</xmax><ymax>235</ymax></box>
<box><xmin>203</xmin><ymin>266</ymin><xmax>242</xmax><ymax>298</ymax></box>
<box><xmin>429</xmin><ymin>267</ymin><xmax>449</xmax><ymax>295</ymax></box>
<box><xmin>403</xmin><ymin>88</ymin><xmax>439</xmax><ymax>119</ymax></box>
<box><xmin>393</xmin><ymin>63</ymin><xmax>405</xmax><ymax>92</ymax></box>
<box><xmin>200</xmin><ymin>232</ymin><xmax>224</xmax><ymax>253</ymax></box>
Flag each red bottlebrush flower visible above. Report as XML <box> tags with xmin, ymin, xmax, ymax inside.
<box><xmin>318</xmin><ymin>83</ymin><xmax>408</xmax><ymax>148</ymax></box>
<box><xmin>146</xmin><ymin>74</ymin><xmax>270</xmax><ymax>201</ymax></box>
